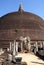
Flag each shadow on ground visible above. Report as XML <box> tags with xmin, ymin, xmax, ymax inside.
<box><xmin>35</xmin><ymin>52</ymin><xmax>44</xmax><ymax>61</ymax></box>
<box><xmin>31</xmin><ymin>61</ymin><xmax>44</xmax><ymax>65</ymax></box>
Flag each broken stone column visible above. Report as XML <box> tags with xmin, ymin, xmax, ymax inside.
<box><xmin>27</xmin><ymin>37</ymin><xmax>31</xmax><ymax>52</ymax></box>
<box><xmin>13</xmin><ymin>40</ymin><xmax>16</xmax><ymax>56</ymax></box>
<box><xmin>10</xmin><ymin>42</ymin><xmax>12</xmax><ymax>51</ymax></box>
<box><xmin>16</xmin><ymin>42</ymin><xmax>18</xmax><ymax>54</ymax></box>
<box><xmin>43</xmin><ymin>41</ymin><xmax>44</xmax><ymax>49</ymax></box>
<box><xmin>40</xmin><ymin>42</ymin><xmax>42</xmax><ymax>48</ymax></box>
<box><xmin>35</xmin><ymin>42</ymin><xmax>38</xmax><ymax>52</ymax></box>
<box><xmin>21</xmin><ymin>41</ymin><xmax>23</xmax><ymax>52</ymax></box>
<box><xmin>34</xmin><ymin>42</ymin><xmax>38</xmax><ymax>54</ymax></box>
<box><xmin>20</xmin><ymin>36</ymin><xmax>24</xmax><ymax>52</ymax></box>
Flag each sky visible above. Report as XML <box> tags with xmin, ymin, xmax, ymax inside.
<box><xmin>0</xmin><ymin>0</ymin><xmax>44</xmax><ymax>19</ymax></box>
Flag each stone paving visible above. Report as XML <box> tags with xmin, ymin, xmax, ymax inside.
<box><xmin>18</xmin><ymin>53</ymin><xmax>44</xmax><ymax>65</ymax></box>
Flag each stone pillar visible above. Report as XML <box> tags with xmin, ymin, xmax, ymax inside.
<box><xmin>28</xmin><ymin>42</ymin><xmax>31</xmax><ymax>52</ymax></box>
<box><xmin>34</xmin><ymin>42</ymin><xmax>38</xmax><ymax>54</ymax></box>
<box><xmin>35</xmin><ymin>42</ymin><xmax>38</xmax><ymax>52</ymax></box>
<box><xmin>13</xmin><ymin>40</ymin><xmax>16</xmax><ymax>56</ymax></box>
<box><xmin>28</xmin><ymin>37</ymin><xmax>31</xmax><ymax>52</ymax></box>
<box><xmin>40</xmin><ymin>42</ymin><xmax>42</xmax><ymax>48</ymax></box>
<box><xmin>20</xmin><ymin>36</ymin><xmax>24</xmax><ymax>52</ymax></box>
<box><xmin>16</xmin><ymin>42</ymin><xmax>18</xmax><ymax>53</ymax></box>
<box><xmin>21</xmin><ymin>41</ymin><xmax>23</xmax><ymax>52</ymax></box>
<box><xmin>10</xmin><ymin>42</ymin><xmax>12</xmax><ymax>51</ymax></box>
<box><xmin>11</xmin><ymin>43</ymin><xmax>14</xmax><ymax>52</ymax></box>
<box><xmin>43</xmin><ymin>41</ymin><xmax>44</xmax><ymax>50</ymax></box>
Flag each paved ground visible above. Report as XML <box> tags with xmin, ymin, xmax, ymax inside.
<box><xmin>18</xmin><ymin>53</ymin><xmax>44</xmax><ymax>65</ymax></box>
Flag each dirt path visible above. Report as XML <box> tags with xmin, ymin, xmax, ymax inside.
<box><xmin>18</xmin><ymin>53</ymin><xmax>44</xmax><ymax>65</ymax></box>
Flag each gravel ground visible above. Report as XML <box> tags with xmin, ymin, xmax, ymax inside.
<box><xmin>18</xmin><ymin>53</ymin><xmax>44</xmax><ymax>65</ymax></box>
